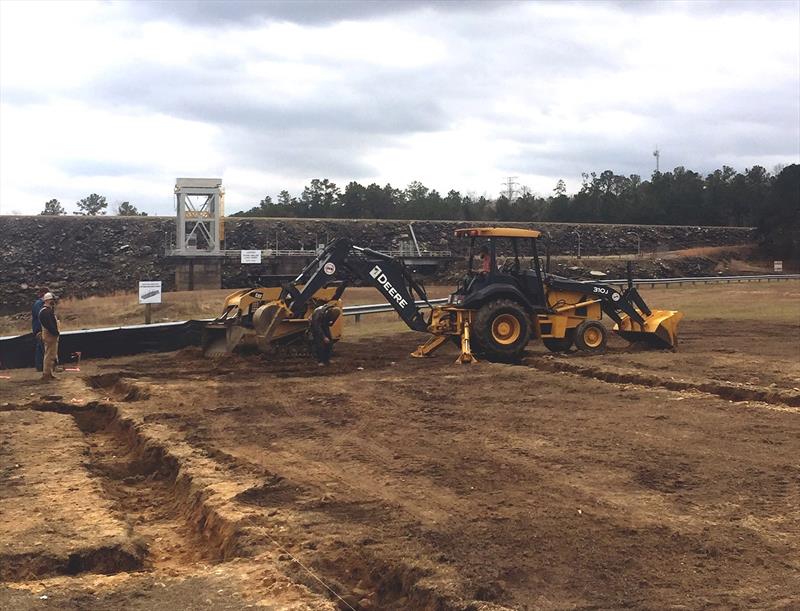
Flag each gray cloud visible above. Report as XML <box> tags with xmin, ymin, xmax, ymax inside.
<box><xmin>89</xmin><ymin>58</ymin><xmax>448</xmax><ymax>135</ymax></box>
<box><xmin>1</xmin><ymin>0</ymin><xmax>797</xmax><ymax>213</ymax></box>
<box><xmin>131</xmin><ymin>0</ymin><xmax>502</xmax><ymax>26</ymax></box>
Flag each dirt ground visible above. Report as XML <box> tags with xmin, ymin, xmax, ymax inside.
<box><xmin>1</xmin><ymin>283</ymin><xmax>798</xmax><ymax>610</ymax></box>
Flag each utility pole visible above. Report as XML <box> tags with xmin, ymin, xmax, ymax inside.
<box><xmin>501</xmin><ymin>176</ymin><xmax>519</xmax><ymax>201</ymax></box>
<box><xmin>653</xmin><ymin>146</ymin><xmax>660</xmax><ymax>173</ymax></box>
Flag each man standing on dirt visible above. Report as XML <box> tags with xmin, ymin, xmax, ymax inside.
<box><xmin>31</xmin><ymin>287</ymin><xmax>49</xmax><ymax>372</ymax></box>
<box><xmin>38</xmin><ymin>292</ymin><xmax>60</xmax><ymax>380</ymax></box>
<box><xmin>310</xmin><ymin>303</ymin><xmax>341</xmax><ymax>366</ymax></box>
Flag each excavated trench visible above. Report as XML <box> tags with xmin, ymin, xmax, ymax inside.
<box><xmin>524</xmin><ymin>355</ymin><xmax>800</xmax><ymax>408</ymax></box>
<box><xmin>234</xmin><ymin>476</ymin><xmax>481</xmax><ymax>611</ymax></box>
<box><xmin>4</xmin><ymin>392</ymin><xmax>478</xmax><ymax>610</ymax></box>
<box><xmin>1</xmin><ymin>397</ymin><xmax>241</xmax><ymax>582</ymax></box>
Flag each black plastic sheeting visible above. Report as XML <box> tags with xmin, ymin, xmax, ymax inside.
<box><xmin>0</xmin><ymin>321</ymin><xmax>205</xmax><ymax>370</ymax></box>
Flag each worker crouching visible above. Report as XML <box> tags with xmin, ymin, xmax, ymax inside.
<box><xmin>311</xmin><ymin>303</ymin><xmax>342</xmax><ymax>365</ymax></box>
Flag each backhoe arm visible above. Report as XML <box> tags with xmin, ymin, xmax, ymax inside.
<box><xmin>278</xmin><ymin>238</ymin><xmax>430</xmax><ymax>333</ymax></box>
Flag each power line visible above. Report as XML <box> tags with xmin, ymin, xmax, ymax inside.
<box><xmin>501</xmin><ymin>176</ymin><xmax>519</xmax><ymax>201</ymax></box>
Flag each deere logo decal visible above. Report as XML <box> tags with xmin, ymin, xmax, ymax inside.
<box><xmin>369</xmin><ymin>265</ymin><xmax>409</xmax><ymax>308</ymax></box>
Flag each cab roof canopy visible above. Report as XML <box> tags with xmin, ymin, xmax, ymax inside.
<box><xmin>454</xmin><ymin>227</ymin><xmax>542</xmax><ymax>239</ymax></box>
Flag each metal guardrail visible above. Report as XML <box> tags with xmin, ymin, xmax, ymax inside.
<box><xmin>166</xmin><ymin>248</ymin><xmax>453</xmax><ymax>258</ymax></box>
<box><xmin>344</xmin><ymin>299</ymin><xmax>449</xmax><ymax>320</ymax></box>
<box><xmin>603</xmin><ymin>273</ymin><xmax>800</xmax><ymax>287</ymax></box>
<box><xmin>380</xmin><ymin>250</ymin><xmax>453</xmax><ymax>258</ymax></box>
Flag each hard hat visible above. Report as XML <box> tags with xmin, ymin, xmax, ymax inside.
<box><xmin>43</xmin><ymin>292</ymin><xmax>56</xmax><ymax>301</ymax></box>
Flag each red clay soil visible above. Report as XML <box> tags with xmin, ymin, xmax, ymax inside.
<box><xmin>1</xmin><ymin>314</ymin><xmax>798</xmax><ymax>609</ymax></box>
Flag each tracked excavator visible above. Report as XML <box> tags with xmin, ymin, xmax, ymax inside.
<box><xmin>203</xmin><ymin>227</ymin><xmax>682</xmax><ymax>363</ymax></box>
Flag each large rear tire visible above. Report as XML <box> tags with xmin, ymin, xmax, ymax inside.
<box><xmin>473</xmin><ymin>299</ymin><xmax>531</xmax><ymax>362</ymax></box>
<box><xmin>574</xmin><ymin>320</ymin><xmax>607</xmax><ymax>354</ymax></box>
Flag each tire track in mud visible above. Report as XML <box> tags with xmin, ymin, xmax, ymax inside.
<box><xmin>523</xmin><ymin>355</ymin><xmax>800</xmax><ymax>410</ymax></box>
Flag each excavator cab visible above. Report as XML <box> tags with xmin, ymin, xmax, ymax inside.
<box><xmin>451</xmin><ymin>228</ymin><xmax>548</xmax><ymax>313</ymax></box>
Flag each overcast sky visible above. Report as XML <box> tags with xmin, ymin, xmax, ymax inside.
<box><xmin>1</xmin><ymin>0</ymin><xmax>798</xmax><ymax>216</ymax></box>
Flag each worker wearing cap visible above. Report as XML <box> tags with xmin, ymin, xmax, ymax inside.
<box><xmin>38</xmin><ymin>293</ymin><xmax>60</xmax><ymax>380</ymax></box>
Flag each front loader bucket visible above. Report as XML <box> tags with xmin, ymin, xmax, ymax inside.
<box><xmin>614</xmin><ymin>309</ymin><xmax>684</xmax><ymax>350</ymax></box>
<box><xmin>202</xmin><ymin>323</ymin><xmax>245</xmax><ymax>357</ymax></box>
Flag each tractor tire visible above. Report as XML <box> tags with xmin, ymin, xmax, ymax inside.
<box><xmin>542</xmin><ymin>330</ymin><xmax>574</xmax><ymax>353</ymax></box>
<box><xmin>574</xmin><ymin>320</ymin><xmax>608</xmax><ymax>354</ymax></box>
<box><xmin>473</xmin><ymin>299</ymin><xmax>531</xmax><ymax>362</ymax></box>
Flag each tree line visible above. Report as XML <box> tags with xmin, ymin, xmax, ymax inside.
<box><xmin>41</xmin><ymin>194</ymin><xmax>147</xmax><ymax>216</ymax></box>
<box><xmin>230</xmin><ymin>165</ymin><xmax>798</xmax><ymax>257</ymax></box>
<box><xmin>232</xmin><ymin>165</ymin><xmax>793</xmax><ymax>226</ymax></box>
<box><xmin>38</xmin><ymin>164</ymin><xmax>798</xmax><ymax>257</ymax></box>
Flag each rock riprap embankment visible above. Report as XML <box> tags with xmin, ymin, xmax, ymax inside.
<box><xmin>0</xmin><ymin>216</ymin><xmax>755</xmax><ymax>312</ymax></box>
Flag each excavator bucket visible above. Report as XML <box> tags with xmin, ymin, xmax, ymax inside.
<box><xmin>202</xmin><ymin>323</ymin><xmax>246</xmax><ymax>357</ymax></box>
<box><xmin>202</xmin><ymin>285</ymin><xmax>345</xmax><ymax>358</ymax></box>
<box><xmin>614</xmin><ymin>309</ymin><xmax>683</xmax><ymax>350</ymax></box>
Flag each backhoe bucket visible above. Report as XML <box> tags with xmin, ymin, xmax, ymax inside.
<box><xmin>202</xmin><ymin>323</ymin><xmax>246</xmax><ymax>357</ymax></box>
<box><xmin>614</xmin><ymin>309</ymin><xmax>683</xmax><ymax>350</ymax></box>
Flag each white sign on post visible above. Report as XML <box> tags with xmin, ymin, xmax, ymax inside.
<box><xmin>138</xmin><ymin>281</ymin><xmax>162</xmax><ymax>304</ymax></box>
<box><xmin>241</xmin><ymin>250</ymin><xmax>262</xmax><ymax>264</ymax></box>
<box><xmin>774</xmin><ymin>261</ymin><xmax>783</xmax><ymax>272</ymax></box>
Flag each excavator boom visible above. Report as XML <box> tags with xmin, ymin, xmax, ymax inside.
<box><xmin>202</xmin><ymin>238</ymin><xmax>431</xmax><ymax>357</ymax></box>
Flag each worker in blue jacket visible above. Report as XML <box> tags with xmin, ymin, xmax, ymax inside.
<box><xmin>31</xmin><ymin>287</ymin><xmax>49</xmax><ymax>372</ymax></box>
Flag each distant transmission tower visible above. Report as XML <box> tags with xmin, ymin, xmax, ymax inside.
<box><xmin>653</xmin><ymin>146</ymin><xmax>660</xmax><ymax>173</ymax></box>
<box><xmin>502</xmin><ymin>176</ymin><xmax>519</xmax><ymax>201</ymax></box>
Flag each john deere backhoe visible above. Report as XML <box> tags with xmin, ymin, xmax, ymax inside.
<box><xmin>203</xmin><ymin>228</ymin><xmax>682</xmax><ymax>363</ymax></box>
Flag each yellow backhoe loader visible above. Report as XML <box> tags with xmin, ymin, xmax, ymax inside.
<box><xmin>203</xmin><ymin>228</ymin><xmax>683</xmax><ymax>363</ymax></box>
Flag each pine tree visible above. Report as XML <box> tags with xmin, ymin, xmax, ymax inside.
<box><xmin>40</xmin><ymin>199</ymin><xmax>65</xmax><ymax>215</ymax></box>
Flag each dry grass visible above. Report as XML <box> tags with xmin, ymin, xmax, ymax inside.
<box><xmin>0</xmin><ymin>285</ymin><xmax>452</xmax><ymax>336</ymax></box>
<box><xmin>666</xmin><ymin>244</ymin><xmax>756</xmax><ymax>258</ymax></box>
<box><xmin>637</xmin><ymin>281</ymin><xmax>800</xmax><ymax>324</ymax></box>
<box><xmin>2</xmin><ymin>281</ymin><xmax>796</xmax><ymax>338</ymax></box>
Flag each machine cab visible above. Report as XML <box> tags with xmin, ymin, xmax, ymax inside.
<box><xmin>450</xmin><ymin>227</ymin><xmax>547</xmax><ymax>311</ymax></box>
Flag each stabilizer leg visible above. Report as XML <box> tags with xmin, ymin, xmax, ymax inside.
<box><xmin>411</xmin><ymin>334</ymin><xmax>448</xmax><ymax>358</ymax></box>
<box><xmin>456</xmin><ymin>321</ymin><xmax>478</xmax><ymax>364</ymax></box>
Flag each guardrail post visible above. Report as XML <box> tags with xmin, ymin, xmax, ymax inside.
<box><xmin>355</xmin><ymin>313</ymin><xmax>361</xmax><ymax>324</ymax></box>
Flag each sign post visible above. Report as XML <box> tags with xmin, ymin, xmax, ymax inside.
<box><xmin>241</xmin><ymin>250</ymin><xmax>262</xmax><ymax>264</ymax></box>
<box><xmin>138</xmin><ymin>281</ymin><xmax>162</xmax><ymax>324</ymax></box>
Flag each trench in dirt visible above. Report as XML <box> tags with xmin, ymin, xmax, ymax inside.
<box><xmin>524</xmin><ymin>355</ymin><xmax>800</xmax><ymax>408</ymax></box>
<box><xmin>5</xmin><ymin>382</ymin><xmax>474</xmax><ymax>611</ymax></box>
<box><xmin>1</xmin><ymin>395</ymin><xmax>240</xmax><ymax>582</ymax></box>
